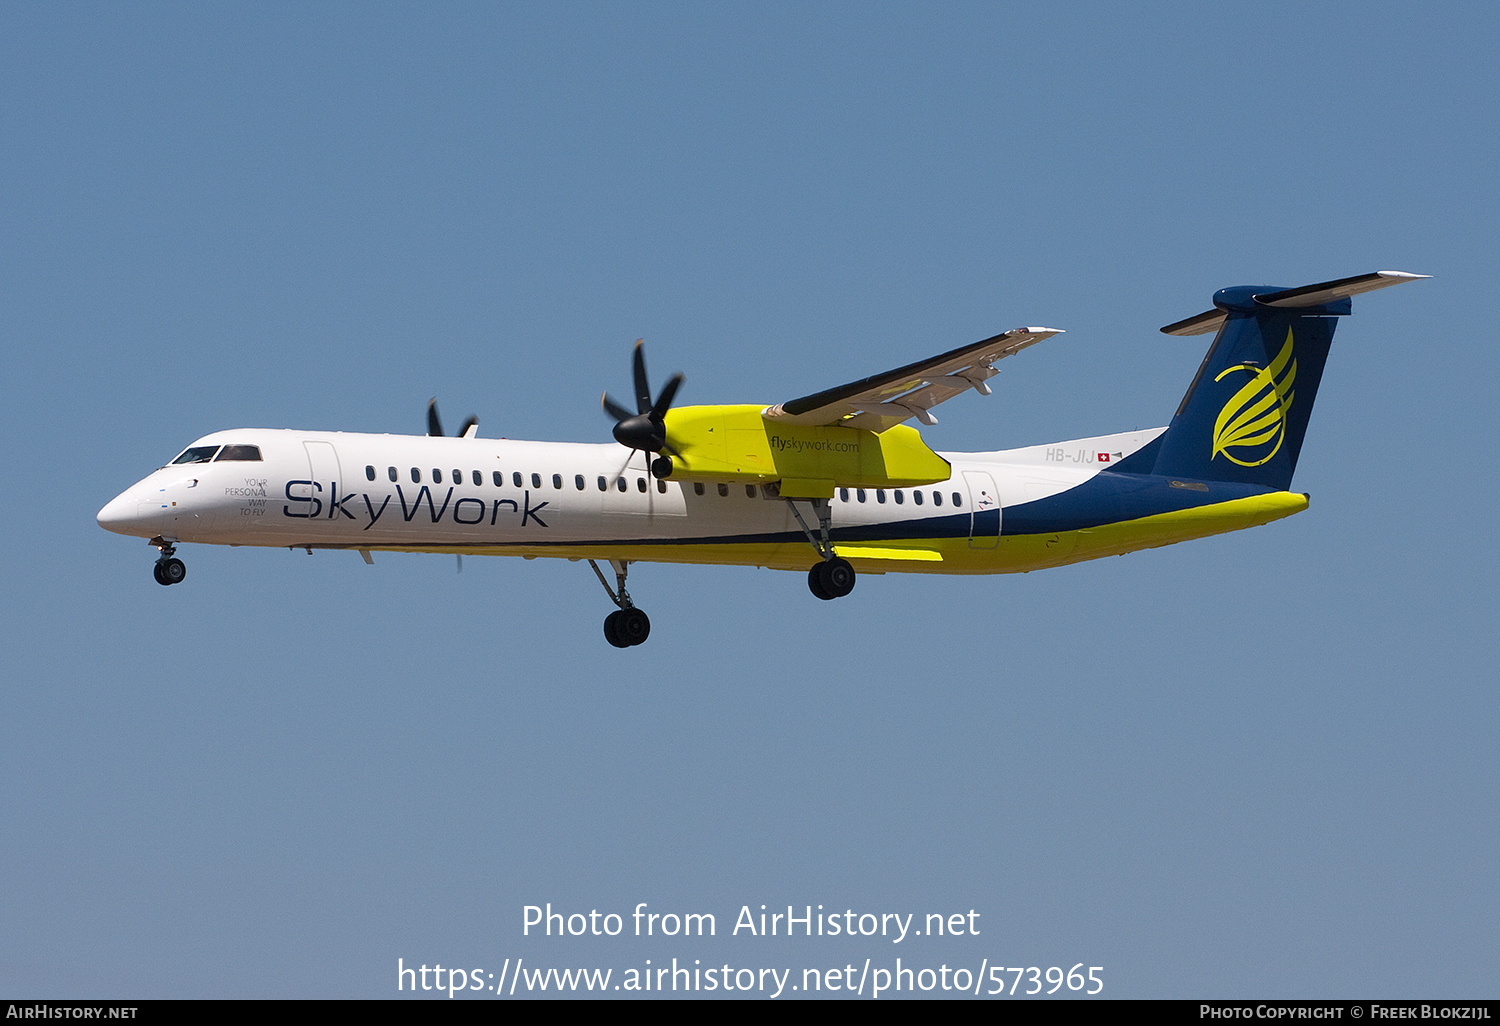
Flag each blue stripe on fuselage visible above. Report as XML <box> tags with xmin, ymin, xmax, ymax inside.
<box><xmin>474</xmin><ymin>472</ymin><xmax>1267</xmax><ymax>550</ymax></box>
<box><xmin>1002</xmin><ymin>470</ymin><xmax>1278</xmax><ymax>536</ymax></box>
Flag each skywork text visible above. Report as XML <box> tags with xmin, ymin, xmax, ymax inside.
<box><xmin>282</xmin><ymin>482</ymin><xmax>550</xmax><ymax>529</ymax></box>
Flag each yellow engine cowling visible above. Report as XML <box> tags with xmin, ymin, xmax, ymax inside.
<box><xmin>660</xmin><ymin>405</ymin><xmax>951</xmax><ymax>498</ymax></box>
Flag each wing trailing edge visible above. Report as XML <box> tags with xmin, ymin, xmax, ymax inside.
<box><xmin>764</xmin><ymin>326</ymin><xmax>1064</xmax><ymax>432</ymax></box>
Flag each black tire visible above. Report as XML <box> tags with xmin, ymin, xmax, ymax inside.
<box><xmin>808</xmin><ymin>564</ymin><xmax>832</xmax><ymax>600</ymax></box>
<box><xmin>603</xmin><ymin>610</ymin><xmax>630</xmax><ymax>648</ymax></box>
<box><xmin>618</xmin><ymin>607</ymin><xmax>651</xmax><ymax>646</ymax></box>
<box><xmin>160</xmin><ymin>558</ymin><xmax>186</xmax><ymax>585</ymax></box>
<box><xmin>822</xmin><ymin>556</ymin><xmax>855</xmax><ymax>598</ymax></box>
<box><xmin>153</xmin><ymin>563</ymin><xmax>169</xmax><ymax>586</ymax></box>
<box><xmin>650</xmin><ymin>456</ymin><xmax>673</xmax><ymax>479</ymax></box>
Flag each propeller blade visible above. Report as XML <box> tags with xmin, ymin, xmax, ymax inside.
<box><xmin>612</xmin><ymin>447</ymin><xmax>640</xmax><ymax>481</ymax></box>
<box><xmin>602</xmin><ymin>340</ymin><xmax>687</xmax><ymax>457</ymax></box>
<box><xmin>427</xmin><ymin>398</ymin><xmax>444</xmax><ymax>437</ymax></box>
<box><xmin>651</xmin><ymin>372</ymin><xmax>684</xmax><ymax>420</ymax></box>
<box><xmin>602</xmin><ymin>392</ymin><xmax>634</xmax><ymax>423</ymax></box>
<box><xmin>457</xmin><ymin>415</ymin><xmax>479</xmax><ymax>438</ymax></box>
<box><xmin>631</xmin><ymin>339</ymin><xmax>652</xmax><ymax>415</ymax></box>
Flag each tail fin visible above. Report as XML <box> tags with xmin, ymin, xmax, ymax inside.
<box><xmin>1149</xmin><ymin>271</ymin><xmax>1425</xmax><ymax>489</ymax></box>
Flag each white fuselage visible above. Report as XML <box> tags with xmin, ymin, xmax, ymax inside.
<box><xmin>98</xmin><ymin>426</ymin><xmax>1167</xmax><ymax>574</ymax></box>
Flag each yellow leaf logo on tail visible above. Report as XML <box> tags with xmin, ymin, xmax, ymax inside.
<box><xmin>1211</xmin><ymin>329</ymin><xmax>1297</xmax><ymax>467</ymax></box>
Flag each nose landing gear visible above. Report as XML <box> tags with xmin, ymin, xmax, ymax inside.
<box><xmin>151</xmin><ymin>538</ymin><xmax>186</xmax><ymax>586</ymax></box>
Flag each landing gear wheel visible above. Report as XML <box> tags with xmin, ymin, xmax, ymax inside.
<box><xmin>809</xmin><ymin>557</ymin><xmax>854</xmax><ymax>600</ymax></box>
<box><xmin>603</xmin><ymin>608</ymin><xmax>650</xmax><ymax>647</ymax></box>
<box><xmin>808</xmin><ymin>564</ymin><xmax>832</xmax><ymax>600</ymax></box>
<box><xmin>617</xmin><ymin>607</ymin><xmax>650</xmax><ymax>646</ymax></box>
<box><xmin>650</xmin><ymin>456</ymin><xmax>673</xmax><ymax>479</ymax></box>
<box><xmin>157</xmin><ymin>558</ymin><xmax>186</xmax><ymax>586</ymax></box>
<box><xmin>823</xmin><ymin>556</ymin><xmax>855</xmax><ymax>597</ymax></box>
<box><xmin>603</xmin><ymin>610</ymin><xmax>630</xmax><ymax>648</ymax></box>
<box><xmin>153</xmin><ymin>563</ymin><xmax>169</xmax><ymax>586</ymax></box>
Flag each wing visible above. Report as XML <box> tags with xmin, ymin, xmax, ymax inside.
<box><xmin>762</xmin><ymin>327</ymin><xmax>1063</xmax><ymax>431</ymax></box>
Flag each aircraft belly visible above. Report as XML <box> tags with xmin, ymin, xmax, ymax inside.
<box><xmin>372</xmin><ymin>492</ymin><xmax>1307</xmax><ymax>574</ymax></box>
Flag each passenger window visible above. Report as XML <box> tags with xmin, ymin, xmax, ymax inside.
<box><xmin>857</xmin><ymin>489</ymin><xmax>866</xmax><ymax>503</ymax></box>
<box><xmin>170</xmin><ymin>445</ymin><xmax>220</xmax><ymax>465</ymax></box>
<box><xmin>432</xmin><ymin>469</ymin><xmax>441</xmax><ymax>484</ymax></box>
<box><xmin>472</xmin><ymin>470</ymin><xmax>482</xmax><ymax>486</ymax></box>
<box><xmin>214</xmin><ymin>444</ymin><xmax>263</xmax><ymax>462</ymax></box>
<box><xmin>532</xmin><ymin>473</ymin><xmax>542</xmax><ymax>488</ymax></box>
<box><xmin>452</xmin><ymin>469</ymin><xmax>462</xmax><ymax>485</ymax></box>
<box><xmin>388</xmin><ymin>467</ymin><xmax>398</xmax><ymax>483</ymax></box>
<box><xmin>745</xmin><ymin>485</ymin><xmax>756</xmax><ymax>498</ymax></box>
<box><xmin>575</xmin><ymin>475</ymin><xmax>585</xmax><ymax>490</ymax></box>
<box><xmin>365</xmin><ymin>465</ymin><xmax>376</xmax><ymax>481</ymax></box>
<box><xmin>717</xmin><ymin>483</ymin><xmax>729</xmax><ymax>497</ymax></box>
<box><xmin>637</xmin><ymin>478</ymin><xmax>647</xmax><ymax>493</ymax></box>
<box><xmin>839</xmin><ymin>488</ymin><xmax>849</xmax><ymax>502</ymax></box>
<box><xmin>493</xmin><ymin>471</ymin><xmax>503</xmax><ymax>487</ymax></box>
<box><xmin>894</xmin><ymin>490</ymin><xmax>904</xmax><ymax>504</ymax></box>
<box><xmin>597</xmin><ymin>476</ymin><xmax>607</xmax><ymax>491</ymax></box>
<box><xmin>913</xmin><ymin>489</ymin><xmax>923</xmax><ymax>505</ymax></box>
<box><xmin>952</xmin><ymin>492</ymin><xmax>963</xmax><ymax>507</ymax></box>
<box><xmin>617</xmin><ymin>477</ymin><xmax>628</xmax><ymax>492</ymax></box>
<box><xmin>656</xmin><ymin>479</ymin><xmax>667</xmax><ymax>494</ymax></box>
<box><xmin>553</xmin><ymin>474</ymin><xmax>563</xmax><ymax>489</ymax></box>
<box><xmin>933</xmin><ymin>491</ymin><xmax>942</xmax><ymax>506</ymax></box>
<box><xmin>694</xmin><ymin>482</ymin><xmax>705</xmax><ymax>496</ymax></box>
<box><xmin>410</xmin><ymin>468</ymin><xmax>421</xmax><ymax>483</ymax></box>
<box><xmin>876</xmin><ymin>489</ymin><xmax>886</xmax><ymax>503</ymax></box>
<box><xmin>513</xmin><ymin>472</ymin><xmax>523</xmax><ymax>488</ymax></box>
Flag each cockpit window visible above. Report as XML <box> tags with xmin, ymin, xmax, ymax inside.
<box><xmin>214</xmin><ymin>444</ymin><xmax>263</xmax><ymax>462</ymax></box>
<box><xmin>170</xmin><ymin>445</ymin><xmax>221</xmax><ymax>465</ymax></box>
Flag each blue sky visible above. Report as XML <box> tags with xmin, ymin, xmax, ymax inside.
<box><xmin>2</xmin><ymin>2</ymin><xmax>1495</xmax><ymax>998</ymax></box>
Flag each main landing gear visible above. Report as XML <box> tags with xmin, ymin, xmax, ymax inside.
<box><xmin>589</xmin><ymin>559</ymin><xmax>650</xmax><ymax>648</ymax></box>
<box><xmin>151</xmin><ymin>537</ymin><xmax>186</xmax><ymax>586</ymax></box>
<box><xmin>786</xmin><ymin>497</ymin><xmax>857</xmax><ymax>601</ymax></box>
<box><xmin>807</xmin><ymin>556</ymin><xmax>855</xmax><ymax>600</ymax></box>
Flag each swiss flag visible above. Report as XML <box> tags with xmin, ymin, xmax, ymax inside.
<box><xmin>1097</xmin><ymin>452</ymin><xmax>1110</xmax><ymax>462</ymax></box>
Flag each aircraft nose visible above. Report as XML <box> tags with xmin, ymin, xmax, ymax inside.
<box><xmin>97</xmin><ymin>487</ymin><xmax>145</xmax><ymax>536</ymax></box>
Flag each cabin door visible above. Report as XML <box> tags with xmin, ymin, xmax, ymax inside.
<box><xmin>963</xmin><ymin>470</ymin><xmax>1001</xmax><ymax>549</ymax></box>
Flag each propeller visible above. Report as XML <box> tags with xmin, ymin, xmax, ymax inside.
<box><xmin>601</xmin><ymin>340</ymin><xmax>684</xmax><ymax>477</ymax></box>
<box><xmin>427</xmin><ymin>398</ymin><xmax>478</xmax><ymax>438</ymax></box>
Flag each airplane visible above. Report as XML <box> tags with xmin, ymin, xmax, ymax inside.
<box><xmin>97</xmin><ymin>271</ymin><xmax>1425</xmax><ymax>647</ymax></box>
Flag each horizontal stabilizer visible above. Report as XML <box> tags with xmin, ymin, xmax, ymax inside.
<box><xmin>1161</xmin><ymin>271</ymin><xmax>1428</xmax><ymax>334</ymax></box>
<box><xmin>1160</xmin><ymin>309</ymin><xmax>1227</xmax><ymax>336</ymax></box>
<box><xmin>1158</xmin><ymin>268</ymin><xmax>1428</xmax><ymax>333</ymax></box>
<box><xmin>1255</xmin><ymin>270</ymin><xmax>1429</xmax><ymax>308</ymax></box>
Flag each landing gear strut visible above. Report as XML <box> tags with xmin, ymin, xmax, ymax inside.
<box><xmin>151</xmin><ymin>537</ymin><xmax>186</xmax><ymax>586</ymax></box>
<box><xmin>786</xmin><ymin>497</ymin><xmax>856</xmax><ymax>601</ymax></box>
<box><xmin>589</xmin><ymin>559</ymin><xmax>651</xmax><ymax>648</ymax></box>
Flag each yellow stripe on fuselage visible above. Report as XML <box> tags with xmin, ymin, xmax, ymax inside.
<box><xmin>356</xmin><ymin>491</ymin><xmax>1308</xmax><ymax>575</ymax></box>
